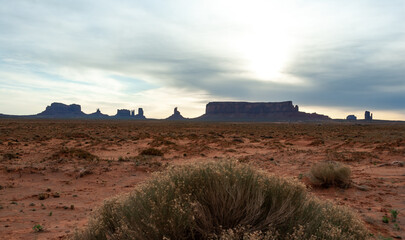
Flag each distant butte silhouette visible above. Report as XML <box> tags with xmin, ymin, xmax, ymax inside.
<box><xmin>197</xmin><ymin>101</ymin><xmax>330</xmax><ymax>121</ymax></box>
<box><xmin>32</xmin><ymin>102</ymin><xmax>147</xmax><ymax>119</ymax></box>
<box><xmin>166</xmin><ymin>107</ymin><xmax>186</xmax><ymax>120</ymax></box>
<box><xmin>5</xmin><ymin>100</ymin><xmax>392</xmax><ymax>122</ymax></box>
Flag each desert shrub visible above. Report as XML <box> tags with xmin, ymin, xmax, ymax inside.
<box><xmin>51</xmin><ymin>148</ymin><xmax>98</xmax><ymax>162</ymax></box>
<box><xmin>309</xmin><ymin>161</ymin><xmax>351</xmax><ymax>188</ymax></box>
<box><xmin>74</xmin><ymin>161</ymin><xmax>368</xmax><ymax>240</ymax></box>
<box><xmin>139</xmin><ymin>148</ymin><xmax>163</xmax><ymax>156</ymax></box>
<box><xmin>2</xmin><ymin>153</ymin><xmax>19</xmax><ymax>161</ymax></box>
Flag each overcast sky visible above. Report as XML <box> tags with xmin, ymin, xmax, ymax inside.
<box><xmin>1</xmin><ymin>0</ymin><xmax>404</xmax><ymax>119</ymax></box>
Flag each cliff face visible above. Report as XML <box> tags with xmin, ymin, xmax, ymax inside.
<box><xmin>199</xmin><ymin>101</ymin><xmax>329</xmax><ymax>121</ymax></box>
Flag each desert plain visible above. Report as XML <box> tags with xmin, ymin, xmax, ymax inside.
<box><xmin>0</xmin><ymin>119</ymin><xmax>404</xmax><ymax>239</ymax></box>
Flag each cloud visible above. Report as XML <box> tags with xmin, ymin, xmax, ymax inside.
<box><xmin>0</xmin><ymin>0</ymin><xmax>404</xmax><ymax>119</ymax></box>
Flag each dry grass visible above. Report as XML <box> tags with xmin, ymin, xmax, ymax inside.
<box><xmin>309</xmin><ymin>161</ymin><xmax>351</xmax><ymax>188</ymax></box>
<box><xmin>73</xmin><ymin>161</ymin><xmax>368</xmax><ymax>240</ymax></box>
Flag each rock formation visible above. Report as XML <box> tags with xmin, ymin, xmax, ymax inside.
<box><xmin>37</xmin><ymin>102</ymin><xmax>86</xmax><ymax>118</ymax></box>
<box><xmin>365</xmin><ymin>111</ymin><xmax>373</xmax><ymax>121</ymax></box>
<box><xmin>115</xmin><ymin>109</ymin><xmax>131</xmax><ymax>118</ymax></box>
<box><xmin>1</xmin><ymin>101</ymin><xmax>336</xmax><ymax>122</ymax></box>
<box><xmin>197</xmin><ymin>101</ymin><xmax>330</xmax><ymax>121</ymax></box>
<box><xmin>134</xmin><ymin>108</ymin><xmax>146</xmax><ymax>120</ymax></box>
<box><xmin>115</xmin><ymin>108</ymin><xmax>146</xmax><ymax>119</ymax></box>
<box><xmin>346</xmin><ymin>115</ymin><xmax>357</xmax><ymax>120</ymax></box>
<box><xmin>88</xmin><ymin>108</ymin><xmax>109</xmax><ymax>118</ymax></box>
<box><xmin>166</xmin><ymin>107</ymin><xmax>186</xmax><ymax>120</ymax></box>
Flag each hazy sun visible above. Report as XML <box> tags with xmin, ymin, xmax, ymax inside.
<box><xmin>224</xmin><ymin>1</ymin><xmax>295</xmax><ymax>82</ymax></box>
<box><xmin>242</xmin><ymin>32</ymin><xmax>292</xmax><ymax>81</ymax></box>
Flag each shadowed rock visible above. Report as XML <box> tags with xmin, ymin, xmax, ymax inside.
<box><xmin>134</xmin><ymin>108</ymin><xmax>146</xmax><ymax>119</ymax></box>
<box><xmin>88</xmin><ymin>109</ymin><xmax>109</xmax><ymax>118</ymax></box>
<box><xmin>37</xmin><ymin>102</ymin><xmax>86</xmax><ymax>118</ymax></box>
<box><xmin>346</xmin><ymin>115</ymin><xmax>357</xmax><ymax>120</ymax></box>
<box><xmin>166</xmin><ymin>107</ymin><xmax>186</xmax><ymax>120</ymax></box>
<box><xmin>365</xmin><ymin>111</ymin><xmax>373</xmax><ymax>121</ymax></box>
<box><xmin>115</xmin><ymin>108</ymin><xmax>146</xmax><ymax>119</ymax></box>
<box><xmin>116</xmin><ymin>109</ymin><xmax>131</xmax><ymax>117</ymax></box>
<box><xmin>197</xmin><ymin>101</ymin><xmax>330</xmax><ymax>122</ymax></box>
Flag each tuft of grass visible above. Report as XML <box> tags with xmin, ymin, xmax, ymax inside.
<box><xmin>139</xmin><ymin>147</ymin><xmax>163</xmax><ymax>156</ymax></box>
<box><xmin>308</xmin><ymin>161</ymin><xmax>351</xmax><ymax>188</ymax></box>
<box><xmin>74</xmin><ymin>161</ymin><xmax>368</xmax><ymax>240</ymax></box>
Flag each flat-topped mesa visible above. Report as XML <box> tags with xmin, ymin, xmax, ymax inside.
<box><xmin>199</xmin><ymin>101</ymin><xmax>330</xmax><ymax>121</ymax></box>
<box><xmin>37</xmin><ymin>102</ymin><xmax>85</xmax><ymax>117</ymax></box>
<box><xmin>206</xmin><ymin>101</ymin><xmax>299</xmax><ymax>114</ymax></box>
<box><xmin>116</xmin><ymin>109</ymin><xmax>131</xmax><ymax>117</ymax></box>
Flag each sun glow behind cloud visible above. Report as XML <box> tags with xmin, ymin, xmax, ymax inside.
<box><xmin>215</xmin><ymin>1</ymin><xmax>297</xmax><ymax>83</ymax></box>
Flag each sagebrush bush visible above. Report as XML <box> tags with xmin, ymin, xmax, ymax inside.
<box><xmin>309</xmin><ymin>161</ymin><xmax>351</xmax><ymax>188</ymax></box>
<box><xmin>139</xmin><ymin>148</ymin><xmax>164</xmax><ymax>156</ymax></box>
<box><xmin>74</xmin><ymin>161</ymin><xmax>368</xmax><ymax>240</ymax></box>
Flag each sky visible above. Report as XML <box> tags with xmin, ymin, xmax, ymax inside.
<box><xmin>1</xmin><ymin>0</ymin><xmax>404</xmax><ymax>120</ymax></box>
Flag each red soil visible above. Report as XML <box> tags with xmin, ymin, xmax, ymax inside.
<box><xmin>0</xmin><ymin>120</ymin><xmax>404</xmax><ymax>239</ymax></box>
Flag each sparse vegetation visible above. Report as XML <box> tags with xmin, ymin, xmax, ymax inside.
<box><xmin>1</xmin><ymin>120</ymin><xmax>405</xmax><ymax>238</ymax></box>
<box><xmin>139</xmin><ymin>147</ymin><xmax>163</xmax><ymax>156</ymax></box>
<box><xmin>74</xmin><ymin>161</ymin><xmax>368</xmax><ymax>240</ymax></box>
<box><xmin>33</xmin><ymin>224</ymin><xmax>44</xmax><ymax>232</ymax></box>
<box><xmin>2</xmin><ymin>152</ymin><xmax>18</xmax><ymax>161</ymax></box>
<box><xmin>38</xmin><ymin>193</ymin><xmax>49</xmax><ymax>200</ymax></box>
<box><xmin>51</xmin><ymin>147</ymin><xmax>98</xmax><ymax>162</ymax></box>
<box><xmin>390</xmin><ymin>209</ymin><xmax>398</xmax><ymax>222</ymax></box>
<box><xmin>309</xmin><ymin>161</ymin><xmax>351</xmax><ymax>188</ymax></box>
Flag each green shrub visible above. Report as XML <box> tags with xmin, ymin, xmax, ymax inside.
<box><xmin>74</xmin><ymin>161</ymin><xmax>368</xmax><ymax>240</ymax></box>
<box><xmin>33</xmin><ymin>224</ymin><xmax>44</xmax><ymax>232</ymax></box>
<box><xmin>309</xmin><ymin>161</ymin><xmax>351</xmax><ymax>188</ymax></box>
<box><xmin>139</xmin><ymin>148</ymin><xmax>163</xmax><ymax>156</ymax></box>
<box><xmin>382</xmin><ymin>215</ymin><xmax>389</xmax><ymax>223</ymax></box>
<box><xmin>390</xmin><ymin>209</ymin><xmax>399</xmax><ymax>222</ymax></box>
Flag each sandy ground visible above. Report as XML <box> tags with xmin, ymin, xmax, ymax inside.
<box><xmin>0</xmin><ymin>119</ymin><xmax>404</xmax><ymax>239</ymax></box>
